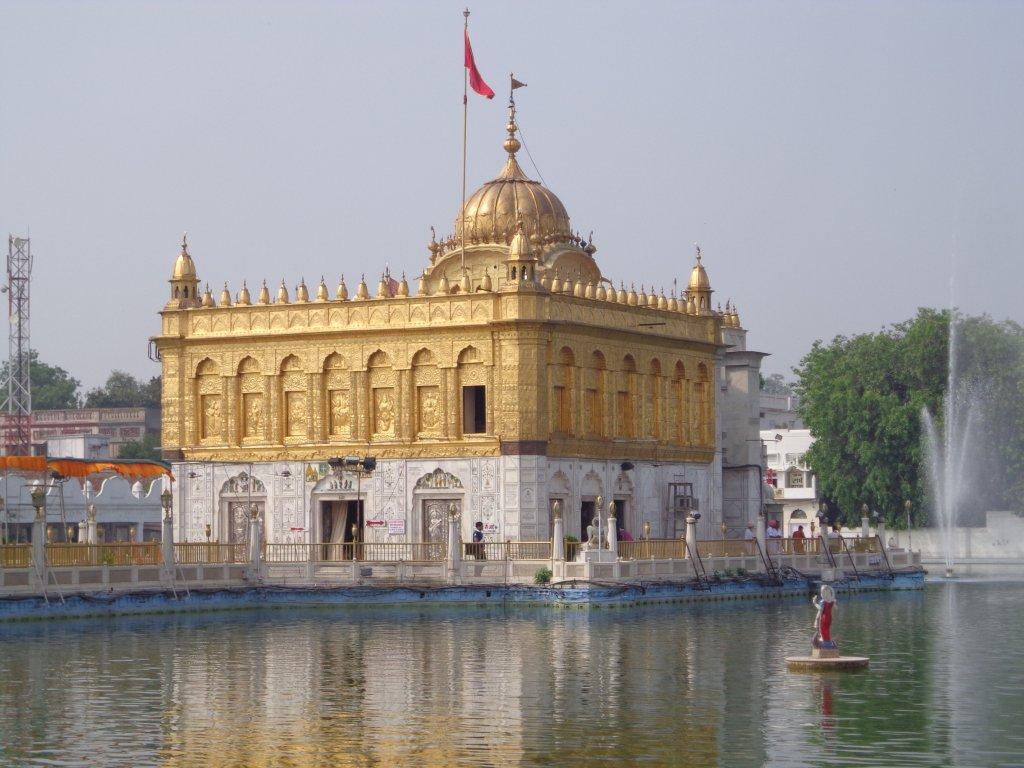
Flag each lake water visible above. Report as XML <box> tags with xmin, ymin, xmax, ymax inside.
<box><xmin>0</xmin><ymin>581</ymin><xmax>1021</xmax><ymax>767</ymax></box>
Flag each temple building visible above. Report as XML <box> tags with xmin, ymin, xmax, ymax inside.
<box><xmin>153</xmin><ymin>102</ymin><xmax>765</xmax><ymax>548</ymax></box>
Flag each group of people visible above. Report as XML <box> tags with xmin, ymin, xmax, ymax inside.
<box><xmin>743</xmin><ymin>518</ymin><xmax>843</xmax><ymax>554</ymax></box>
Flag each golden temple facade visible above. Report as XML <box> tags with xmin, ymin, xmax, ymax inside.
<box><xmin>154</xmin><ymin>102</ymin><xmax>754</xmax><ymax>545</ymax></box>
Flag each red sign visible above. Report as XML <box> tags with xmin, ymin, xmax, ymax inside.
<box><xmin>366</xmin><ymin>520</ymin><xmax>386</xmax><ymax>527</ymax></box>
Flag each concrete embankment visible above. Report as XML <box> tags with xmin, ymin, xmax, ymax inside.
<box><xmin>0</xmin><ymin>570</ymin><xmax>924</xmax><ymax>622</ymax></box>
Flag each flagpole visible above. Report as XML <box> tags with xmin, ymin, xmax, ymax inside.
<box><xmin>461</xmin><ymin>8</ymin><xmax>470</xmax><ymax>275</ymax></box>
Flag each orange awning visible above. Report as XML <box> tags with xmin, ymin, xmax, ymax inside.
<box><xmin>0</xmin><ymin>455</ymin><xmax>174</xmax><ymax>482</ymax></box>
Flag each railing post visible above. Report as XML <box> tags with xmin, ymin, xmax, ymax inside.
<box><xmin>87</xmin><ymin>505</ymin><xmax>98</xmax><ymax>545</ymax></box>
<box><xmin>248</xmin><ymin>510</ymin><xmax>262</xmax><ymax>581</ymax></box>
<box><xmin>684</xmin><ymin>516</ymin><xmax>698</xmax><ymax>559</ymax></box>
<box><xmin>876</xmin><ymin>519</ymin><xmax>887</xmax><ymax>551</ymax></box>
<box><xmin>31</xmin><ymin>514</ymin><xmax>46</xmax><ymax>586</ymax></box>
<box><xmin>161</xmin><ymin>511</ymin><xmax>175</xmax><ymax>579</ymax></box>
<box><xmin>607</xmin><ymin>515</ymin><xmax>618</xmax><ymax>558</ymax></box>
<box><xmin>552</xmin><ymin>500</ymin><xmax>565</xmax><ymax>561</ymax></box>
<box><xmin>446</xmin><ymin>503</ymin><xmax>461</xmax><ymax>581</ymax></box>
<box><xmin>756</xmin><ymin>515</ymin><xmax>766</xmax><ymax>558</ymax></box>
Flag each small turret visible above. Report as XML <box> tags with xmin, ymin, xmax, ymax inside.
<box><xmin>316</xmin><ymin>277</ymin><xmax>329</xmax><ymax>302</ymax></box>
<box><xmin>237</xmin><ymin>281</ymin><xmax>251</xmax><ymax>306</ymax></box>
<box><xmin>336</xmin><ymin>275</ymin><xmax>349</xmax><ymax>301</ymax></box>
<box><xmin>688</xmin><ymin>244</ymin><xmax>713</xmax><ymax>315</ymax></box>
<box><xmin>276</xmin><ymin>280</ymin><xmax>290</xmax><ymax>304</ymax></box>
<box><xmin>167</xmin><ymin>233</ymin><xmax>201</xmax><ymax>309</ymax></box>
<box><xmin>219</xmin><ymin>283</ymin><xmax>232</xmax><ymax>307</ymax></box>
<box><xmin>201</xmin><ymin>284</ymin><xmax>214</xmax><ymax>308</ymax></box>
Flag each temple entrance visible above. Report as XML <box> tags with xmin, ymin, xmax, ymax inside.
<box><xmin>219</xmin><ymin>472</ymin><xmax>266</xmax><ymax>545</ymax></box>
<box><xmin>421</xmin><ymin>498</ymin><xmax>458</xmax><ymax>545</ymax></box>
<box><xmin>321</xmin><ymin>500</ymin><xmax>363</xmax><ymax>560</ymax></box>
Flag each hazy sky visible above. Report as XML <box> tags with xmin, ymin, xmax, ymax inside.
<box><xmin>1</xmin><ymin>1</ymin><xmax>1021</xmax><ymax>391</ymax></box>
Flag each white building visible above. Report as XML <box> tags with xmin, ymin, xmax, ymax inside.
<box><xmin>761</xmin><ymin>428</ymin><xmax>819</xmax><ymax>535</ymax></box>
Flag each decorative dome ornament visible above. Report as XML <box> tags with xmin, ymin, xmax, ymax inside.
<box><xmin>237</xmin><ymin>281</ymin><xmax>252</xmax><ymax>306</ymax></box>
<box><xmin>417</xmin><ymin>271</ymin><xmax>428</xmax><ymax>296</ymax></box>
<box><xmin>336</xmin><ymin>275</ymin><xmax>349</xmax><ymax>301</ymax></box>
<box><xmin>355</xmin><ymin>275</ymin><xmax>369</xmax><ymax>300</ymax></box>
<box><xmin>276</xmin><ymin>280</ymin><xmax>290</xmax><ymax>304</ymax></box>
<box><xmin>398</xmin><ymin>272</ymin><xmax>409</xmax><ymax>297</ymax></box>
<box><xmin>480</xmin><ymin>270</ymin><xmax>492</xmax><ymax>291</ymax></box>
<box><xmin>455</xmin><ymin>100</ymin><xmax>572</xmax><ymax>248</ymax></box>
<box><xmin>295</xmin><ymin>278</ymin><xmax>309</xmax><ymax>303</ymax></box>
<box><xmin>258</xmin><ymin>280</ymin><xmax>270</xmax><ymax>305</ymax></box>
<box><xmin>595</xmin><ymin>283</ymin><xmax>607</xmax><ymax>301</ymax></box>
<box><xmin>201</xmin><ymin>284</ymin><xmax>214</xmax><ymax>307</ymax></box>
<box><xmin>219</xmin><ymin>282</ymin><xmax>233</xmax><ymax>307</ymax></box>
<box><xmin>316</xmin><ymin>277</ymin><xmax>329</xmax><ymax>302</ymax></box>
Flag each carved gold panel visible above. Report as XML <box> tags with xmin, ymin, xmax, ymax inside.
<box><xmin>200</xmin><ymin>394</ymin><xmax>222</xmax><ymax>440</ymax></box>
<box><xmin>285</xmin><ymin>391</ymin><xmax>308</xmax><ymax>438</ymax></box>
<box><xmin>373</xmin><ymin>387</ymin><xmax>396</xmax><ymax>438</ymax></box>
<box><xmin>417</xmin><ymin>385</ymin><xmax>441</xmax><ymax>436</ymax></box>
<box><xmin>328</xmin><ymin>389</ymin><xmax>351</xmax><ymax>437</ymax></box>
<box><xmin>242</xmin><ymin>393</ymin><xmax>264</xmax><ymax>438</ymax></box>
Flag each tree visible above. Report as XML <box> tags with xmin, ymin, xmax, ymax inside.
<box><xmin>761</xmin><ymin>373</ymin><xmax>794</xmax><ymax>396</ymax></box>
<box><xmin>793</xmin><ymin>309</ymin><xmax>1024</xmax><ymax>526</ymax></box>
<box><xmin>85</xmin><ymin>371</ymin><xmax>160</xmax><ymax>408</ymax></box>
<box><xmin>0</xmin><ymin>350</ymin><xmax>80</xmax><ymax>410</ymax></box>
<box><xmin>116</xmin><ymin>433</ymin><xmax>162</xmax><ymax>461</ymax></box>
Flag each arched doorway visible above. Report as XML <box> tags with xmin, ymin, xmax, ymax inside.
<box><xmin>219</xmin><ymin>471</ymin><xmax>266</xmax><ymax>545</ymax></box>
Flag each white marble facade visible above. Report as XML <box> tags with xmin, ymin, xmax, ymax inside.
<box><xmin>172</xmin><ymin>455</ymin><xmax>722</xmax><ymax>545</ymax></box>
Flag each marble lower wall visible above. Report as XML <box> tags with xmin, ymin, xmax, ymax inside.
<box><xmin>172</xmin><ymin>455</ymin><xmax>721</xmax><ymax>545</ymax></box>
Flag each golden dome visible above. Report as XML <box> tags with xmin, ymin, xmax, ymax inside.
<box><xmin>171</xmin><ymin>233</ymin><xmax>197</xmax><ymax>280</ymax></box>
<box><xmin>688</xmin><ymin>247</ymin><xmax>711</xmax><ymax>292</ymax></box>
<box><xmin>237</xmin><ymin>281</ymin><xmax>251</xmax><ymax>306</ymax></box>
<box><xmin>455</xmin><ymin>105</ymin><xmax>571</xmax><ymax>248</ymax></box>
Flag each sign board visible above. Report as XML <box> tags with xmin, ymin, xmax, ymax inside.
<box><xmin>482</xmin><ymin>522</ymin><xmax>499</xmax><ymax>534</ymax></box>
<box><xmin>366</xmin><ymin>519</ymin><xmax>386</xmax><ymax>528</ymax></box>
<box><xmin>289</xmin><ymin>527</ymin><xmax>306</xmax><ymax>533</ymax></box>
<box><xmin>387</xmin><ymin>519</ymin><xmax>406</xmax><ymax>535</ymax></box>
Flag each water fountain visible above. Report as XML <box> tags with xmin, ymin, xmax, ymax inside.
<box><xmin>921</xmin><ymin>314</ymin><xmax>982</xmax><ymax>579</ymax></box>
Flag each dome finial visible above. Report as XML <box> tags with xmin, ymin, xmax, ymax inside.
<box><xmin>503</xmin><ymin>98</ymin><xmax>521</xmax><ymax>158</ymax></box>
<box><xmin>181</xmin><ymin>231</ymin><xmax>189</xmax><ymax>254</ymax></box>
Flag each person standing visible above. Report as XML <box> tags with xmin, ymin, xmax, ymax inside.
<box><xmin>793</xmin><ymin>524</ymin><xmax>806</xmax><ymax>553</ymax></box>
<box><xmin>472</xmin><ymin>521</ymin><xmax>486</xmax><ymax>560</ymax></box>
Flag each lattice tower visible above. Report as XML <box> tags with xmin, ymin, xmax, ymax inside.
<box><xmin>1</xmin><ymin>236</ymin><xmax>32</xmax><ymax>454</ymax></box>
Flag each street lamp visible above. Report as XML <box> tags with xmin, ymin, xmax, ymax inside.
<box><xmin>160</xmin><ymin>488</ymin><xmax>173</xmax><ymax>520</ymax></box>
<box><xmin>29</xmin><ymin>482</ymin><xmax>46</xmax><ymax>521</ymax></box>
<box><xmin>905</xmin><ymin>500</ymin><xmax>913</xmax><ymax>549</ymax></box>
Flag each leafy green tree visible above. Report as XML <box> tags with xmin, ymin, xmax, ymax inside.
<box><xmin>0</xmin><ymin>350</ymin><xmax>81</xmax><ymax>410</ymax></box>
<box><xmin>794</xmin><ymin>309</ymin><xmax>1024</xmax><ymax>526</ymax></box>
<box><xmin>761</xmin><ymin>373</ymin><xmax>794</xmax><ymax>396</ymax></box>
<box><xmin>84</xmin><ymin>371</ymin><xmax>160</xmax><ymax>408</ymax></box>
<box><xmin>116</xmin><ymin>433</ymin><xmax>162</xmax><ymax>461</ymax></box>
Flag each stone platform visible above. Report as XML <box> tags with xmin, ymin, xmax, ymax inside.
<box><xmin>786</xmin><ymin>654</ymin><xmax>869</xmax><ymax>671</ymax></box>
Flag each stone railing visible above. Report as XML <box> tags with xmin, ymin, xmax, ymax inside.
<box><xmin>618</xmin><ymin>539</ymin><xmax>687</xmax><ymax>560</ymax></box>
<box><xmin>46</xmin><ymin>543</ymin><xmax>161</xmax><ymax>567</ymax></box>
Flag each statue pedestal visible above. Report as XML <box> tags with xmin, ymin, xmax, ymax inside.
<box><xmin>576</xmin><ymin>549</ymin><xmax>615</xmax><ymax>563</ymax></box>
<box><xmin>811</xmin><ymin>646</ymin><xmax>840</xmax><ymax>659</ymax></box>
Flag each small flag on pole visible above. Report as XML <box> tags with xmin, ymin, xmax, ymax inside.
<box><xmin>464</xmin><ymin>29</ymin><xmax>494</xmax><ymax>99</ymax></box>
<box><xmin>511</xmin><ymin>75</ymin><xmax>527</xmax><ymax>90</ymax></box>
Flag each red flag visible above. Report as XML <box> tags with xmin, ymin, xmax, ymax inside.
<box><xmin>464</xmin><ymin>29</ymin><xmax>494</xmax><ymax>99</ymax></box>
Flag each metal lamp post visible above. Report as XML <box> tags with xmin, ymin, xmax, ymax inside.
<box><xmin>905</xmin><ymin>500</ymin><xmax>913</xmax><ymax>550</ymax></box>
<box><xmin>160</xmin><ymin>487</ymin><xmax>174</xmax><ymax>574</ymax></box>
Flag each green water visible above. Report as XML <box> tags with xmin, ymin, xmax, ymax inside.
<box><xmin>0</xmin><ymin>581</ymin><xmax>1021</xmax><ymax>767</ymax></box>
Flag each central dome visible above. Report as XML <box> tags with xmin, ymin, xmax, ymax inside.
<box><xmin>455</xmin><ymin>111</ymin><xmax>571</xmax><ymax>247</ymax></box>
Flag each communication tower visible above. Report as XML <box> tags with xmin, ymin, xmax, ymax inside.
<box><xmin>1</xmin><ymin>235</ymin><xmax>33</xmax><ymax>454</ymax></box>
